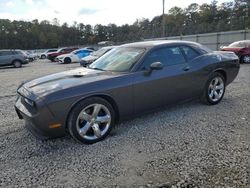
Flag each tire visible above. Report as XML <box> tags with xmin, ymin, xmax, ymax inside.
<box><xmin>241</xmin><ymin>55</ymin><xmax>250</xmax><ymax>64</ymax></box>
<box><xmin>41</xmin><ymin>55</ymin><xmax>46</xmax><ymax>59</ymax></box>
<box><xmin>13</xmin><ymin>60</ymin><xmax>22</xmax><ymax>68</ymax></box>
<box><xmin>64</xmin><ymin>57</ymin><xmax>72</xmax><ymax>64</ymax></box>
<box><xmin>201</xmin><ymin>72</ymin><xmax>225</xmax><ymax>105</ymax></box>
<box><xmin>67</xmin><ymin>97</ymin><xmax>115</xmax><ymax>144</ymax></box>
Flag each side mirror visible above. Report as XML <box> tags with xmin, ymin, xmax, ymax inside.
<box><xmin>150</xmin><ymin>62</ymin><xmax>163</xmax><ymax>70</ymax></box>
<box><xmin>144</xmin><ymin>62</ymin><xmax>163</xmax><ymax>76</ymax></box>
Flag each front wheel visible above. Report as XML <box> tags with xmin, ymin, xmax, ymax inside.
<box><xmin>64</xmin><ymin>57</ymin><xmax>72</xmax><ymax>64</ymax></box>
<box><xmin>67</xmin><ymin>97</ymin><xmax>115</xmax><ymax>144</ymax></box>
<box><xmin>201</xmin><ymin>72</ymin><xmax>225</xmax><ymax>105</ymax></box>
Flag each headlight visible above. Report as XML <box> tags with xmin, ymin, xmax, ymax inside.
<box><xmin>24</xmin><ymin>98</ymin><xmax>35</xmax><ymax>107</ymax></box>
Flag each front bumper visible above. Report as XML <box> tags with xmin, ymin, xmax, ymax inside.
<box><xmin>58</xmin><ymin>59</ymin><xmax>64</xmax><ymax>64</ymax></box>
<box><xmin>15</xmin><ymin>94</ymin><xmax>66</xmax><ymax>139</ymax></box>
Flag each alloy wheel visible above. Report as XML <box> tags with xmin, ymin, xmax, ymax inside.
<box><xmin>13</xmin><ymin>61</ymin><xmax>21</xmax><ymax>68</ymax></box>
<box><xmin>243</xmin><ymin>55</ymin><xmax>250</xmax><ymax>63</ymax></box>
<box><xmin>208</xmin><ymin>77</ymin><xmax>224</xmax><ymax>102</ymax></box>
<box><xmin>76</xmin><ymin>103</ymin><xmax>111</xmax><ymax>141</ymax></box>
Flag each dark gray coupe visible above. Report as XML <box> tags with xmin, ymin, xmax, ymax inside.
<box><xmin>15</xmin><ymin>41</ymin><xmax>240</xmax><ymax>144</ymax></box>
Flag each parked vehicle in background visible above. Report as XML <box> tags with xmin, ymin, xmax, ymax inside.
<box><xmin>15</xmin><ymin>41</ymin><xmax>240</xmax><ymax>144</ymax></box>
<box><xmin>221</xmin><ymin>40</ymin><xmax>250</xmax><ymax>63</ymax></box>
<box><xmin>0</xmin><ymin>50</ymin><xmax>29</xmax><ymax>68</ymax></box>
<box><xmin>47</xmin><ymin>47</ymin><xmax>78</xmax><ymax>62</ymax></box>
<box><xmin>57</xmin><ymin>48</ymin><xmax>93</xmax><ymax>64</ymax></box>
<box><xmin>25</xmin><ymin>51</ymin><xmax>38</xmax><ymax>62</ymax></box>
<box><xmin>39</xmin><ymin>49</ymin><xmax>57</xmax><ymax>59</ymax></box>
<box><xmin>80</xmin><ymin>46</ymin><xmax>116</xmax><ymax>67</ymax></box>
<box><xmin>85</xmin><ymin>47</ymin><xmax>96</xmax><ymax>51</ymax></box>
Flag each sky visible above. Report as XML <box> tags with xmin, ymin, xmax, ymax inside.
<box><xmin>0</xmin><ymin>0</ymin><xmax>231</xmax><ymax>26</ymax></box>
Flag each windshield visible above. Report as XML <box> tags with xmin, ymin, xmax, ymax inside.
<box><xmin>47</xmin><ymin>49</ymin><xmax>57</xmax><ymax>53</ymax></box>
<box><xmin>92</xmin><ymin>48</ymin><xmax>111</xmax><ymax>57</ymax></box>
<box><xmin>72</xmin><ymin>49</ymin><xmax>80</xmax><ymax>54</ymax></box>
<box><xmin>89</xmin><ymin>47</ymin><xmax>145</xmax><ymax>72</ymax></box>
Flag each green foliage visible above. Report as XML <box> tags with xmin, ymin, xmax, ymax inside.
<box><xmin>0</xmin><ymin>0</ymin><xmax>249</xmax><ymax>49</ymax></box>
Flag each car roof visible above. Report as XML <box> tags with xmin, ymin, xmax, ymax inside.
<box><xmin>73</xmin><ymin>48</ymin><xmax>93</xmax><ymax>53</ymax></box>
<box><xmin>100</xmin><ymin>46</ymin><xmax>118</xmax><ymax>50</ymax></box>
<box><xmin>230</xmin><ymin>40</ymin><xmax>250</xmax><ymax>45</ymax></box>
<box><xmin>121</xmin><ymin>40</ymin><xmax>201</xmax><ymax>48</ymax></box>
<box><xmin>0</xmin><ymin>49</ymin><xmax>19</xmax><ymax>51</ymax></box>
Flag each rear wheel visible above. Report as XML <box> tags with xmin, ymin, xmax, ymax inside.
<box><xmin>41</xmin><ymin>55</ymin><xmax>46</xmax><ymax>59</ymax></box>
<box><xmin>68</xmin><ymin>97</ymin><xmax>115</xmax><ymax>144</ymax></box>
<box><xmin>201</xmin><ymin>72</ymin><xmax>225</xmax><ymax>105</ymax></box>
<box><xmin>242</xmin><ymin>55</ymin><xmax>250</xmax><ymax>64</ymax></box>
<box><xmin>13</xmin><ymin>60</ymin><xmax>22</xmax><ymax>68</ymax></box>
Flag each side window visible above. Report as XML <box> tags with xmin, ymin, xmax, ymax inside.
<box><xmin>181</xmin><ymin>46</ymin><xmax>200</xmax><ymax>61</ymax></box>
<box><xmin>143</xmin><ymin>46</ymin><xmax>186</xmax><ymax>68</ymax></box>
<box><xmin>0</xmin><ymin>51</ymin><xmax>13</xmax><ymax>56</ymax></box>
<box><xmin>65</xmin><ymin>49</ymin><xmax>72</xmax><ymax>53</ymax></box>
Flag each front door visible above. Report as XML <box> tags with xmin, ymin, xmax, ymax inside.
<box><xmin>132</xmin><ymin>46</ymin><xmax>194</xmax><ymax>114</ymax></box>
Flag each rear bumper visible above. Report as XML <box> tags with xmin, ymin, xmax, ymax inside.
<box><xmin>15</xmin><ymin>96</ymin><xmax>66</xmax><ymax>140</ymax></box>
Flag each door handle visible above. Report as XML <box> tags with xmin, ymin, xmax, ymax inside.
<box><xmin>183</xmin><ymin>66</ymin><xmax>190</xmax><ymax>71</ymax></box>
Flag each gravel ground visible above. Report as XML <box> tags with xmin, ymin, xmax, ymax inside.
<box><xmin>0</xmin><ymin>60</ymin><xmax>249</xmax><ymax>188</ymax></box>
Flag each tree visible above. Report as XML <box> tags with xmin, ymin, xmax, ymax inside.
<box><xmin>0</xmin><ymin>0</ymin><xmax>249</xmax><ymax>49</ymax></box>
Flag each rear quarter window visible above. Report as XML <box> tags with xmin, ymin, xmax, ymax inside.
<box><xmin>181</xmin><ymin>46</ymin><xmax>200</xmax><ymax>61</ymax></box>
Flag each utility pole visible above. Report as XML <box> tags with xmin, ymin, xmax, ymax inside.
<box><xmin>162</xmin><ymin>0</ymin><xmax>166</xmax><ymax>37</ymax></box>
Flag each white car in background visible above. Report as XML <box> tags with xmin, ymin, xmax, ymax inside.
<box><xmin>57</xmin><ymin>48</ymin><xmax>93</xmax><ymax>64</ymax></box>
<box><xmin>80</xmin><ymin>46</ymin><xmax>117</xmax><ymax>67</ymax></box>
<box><xmin>39</xmin><ymin>49</ymin><xmax>58</xmax><ymax>59</ymax></box>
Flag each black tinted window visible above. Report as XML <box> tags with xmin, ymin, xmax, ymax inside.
<box><xmin>48</xmin><ymin>49</ymin><xmax>57</xmax><ymax>52</ymax></box>
<box><xmin>181</xmin><ymin>46</ymin><xmax>200</xmax><ymax>61</ymax></box>
<box><xmin>144</xmin><ymin>46</ymin><xmax>186</xmax><ymax>68</ymax></box>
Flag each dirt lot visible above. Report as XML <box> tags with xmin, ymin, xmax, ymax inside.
<box><xmin>0</xmin><ymin>60</ymin><xmax>249</xmax><ymax>188</ymax></box>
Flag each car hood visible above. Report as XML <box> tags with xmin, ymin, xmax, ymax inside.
<box><xmin>23</xmin><ymin>68</ymin><xmax>118</xmax><ymax>97</ymax></box>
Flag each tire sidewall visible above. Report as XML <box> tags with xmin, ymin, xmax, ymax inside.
<box><xmin>64</xmin><ymin>57</ymin><xmax>71</xmax><ymax>64</ymax></box>
<box><xmin>204</xmin><ymin>72</ymin><xmax>225</xmax><ymax>105</ymax></box>
<box><xmin>13</xmin><ymin>61</ymin><xmax>22</xmax><ymax>68</ymax></box>
<box><xmin>68</xmin><ymin>97</ymin><xmax>115</xmax><ymax>144</ymax></box>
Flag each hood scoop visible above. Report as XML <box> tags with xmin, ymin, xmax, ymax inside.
<box><xmin>73</xmin><ymin>72</ymin><xmax>85</xmax><ymax>77</ymax></box>
<box><xmin>28</xmin><ymin>74</ymin><xmax>85</xmax><ymax>88</ymax></box>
